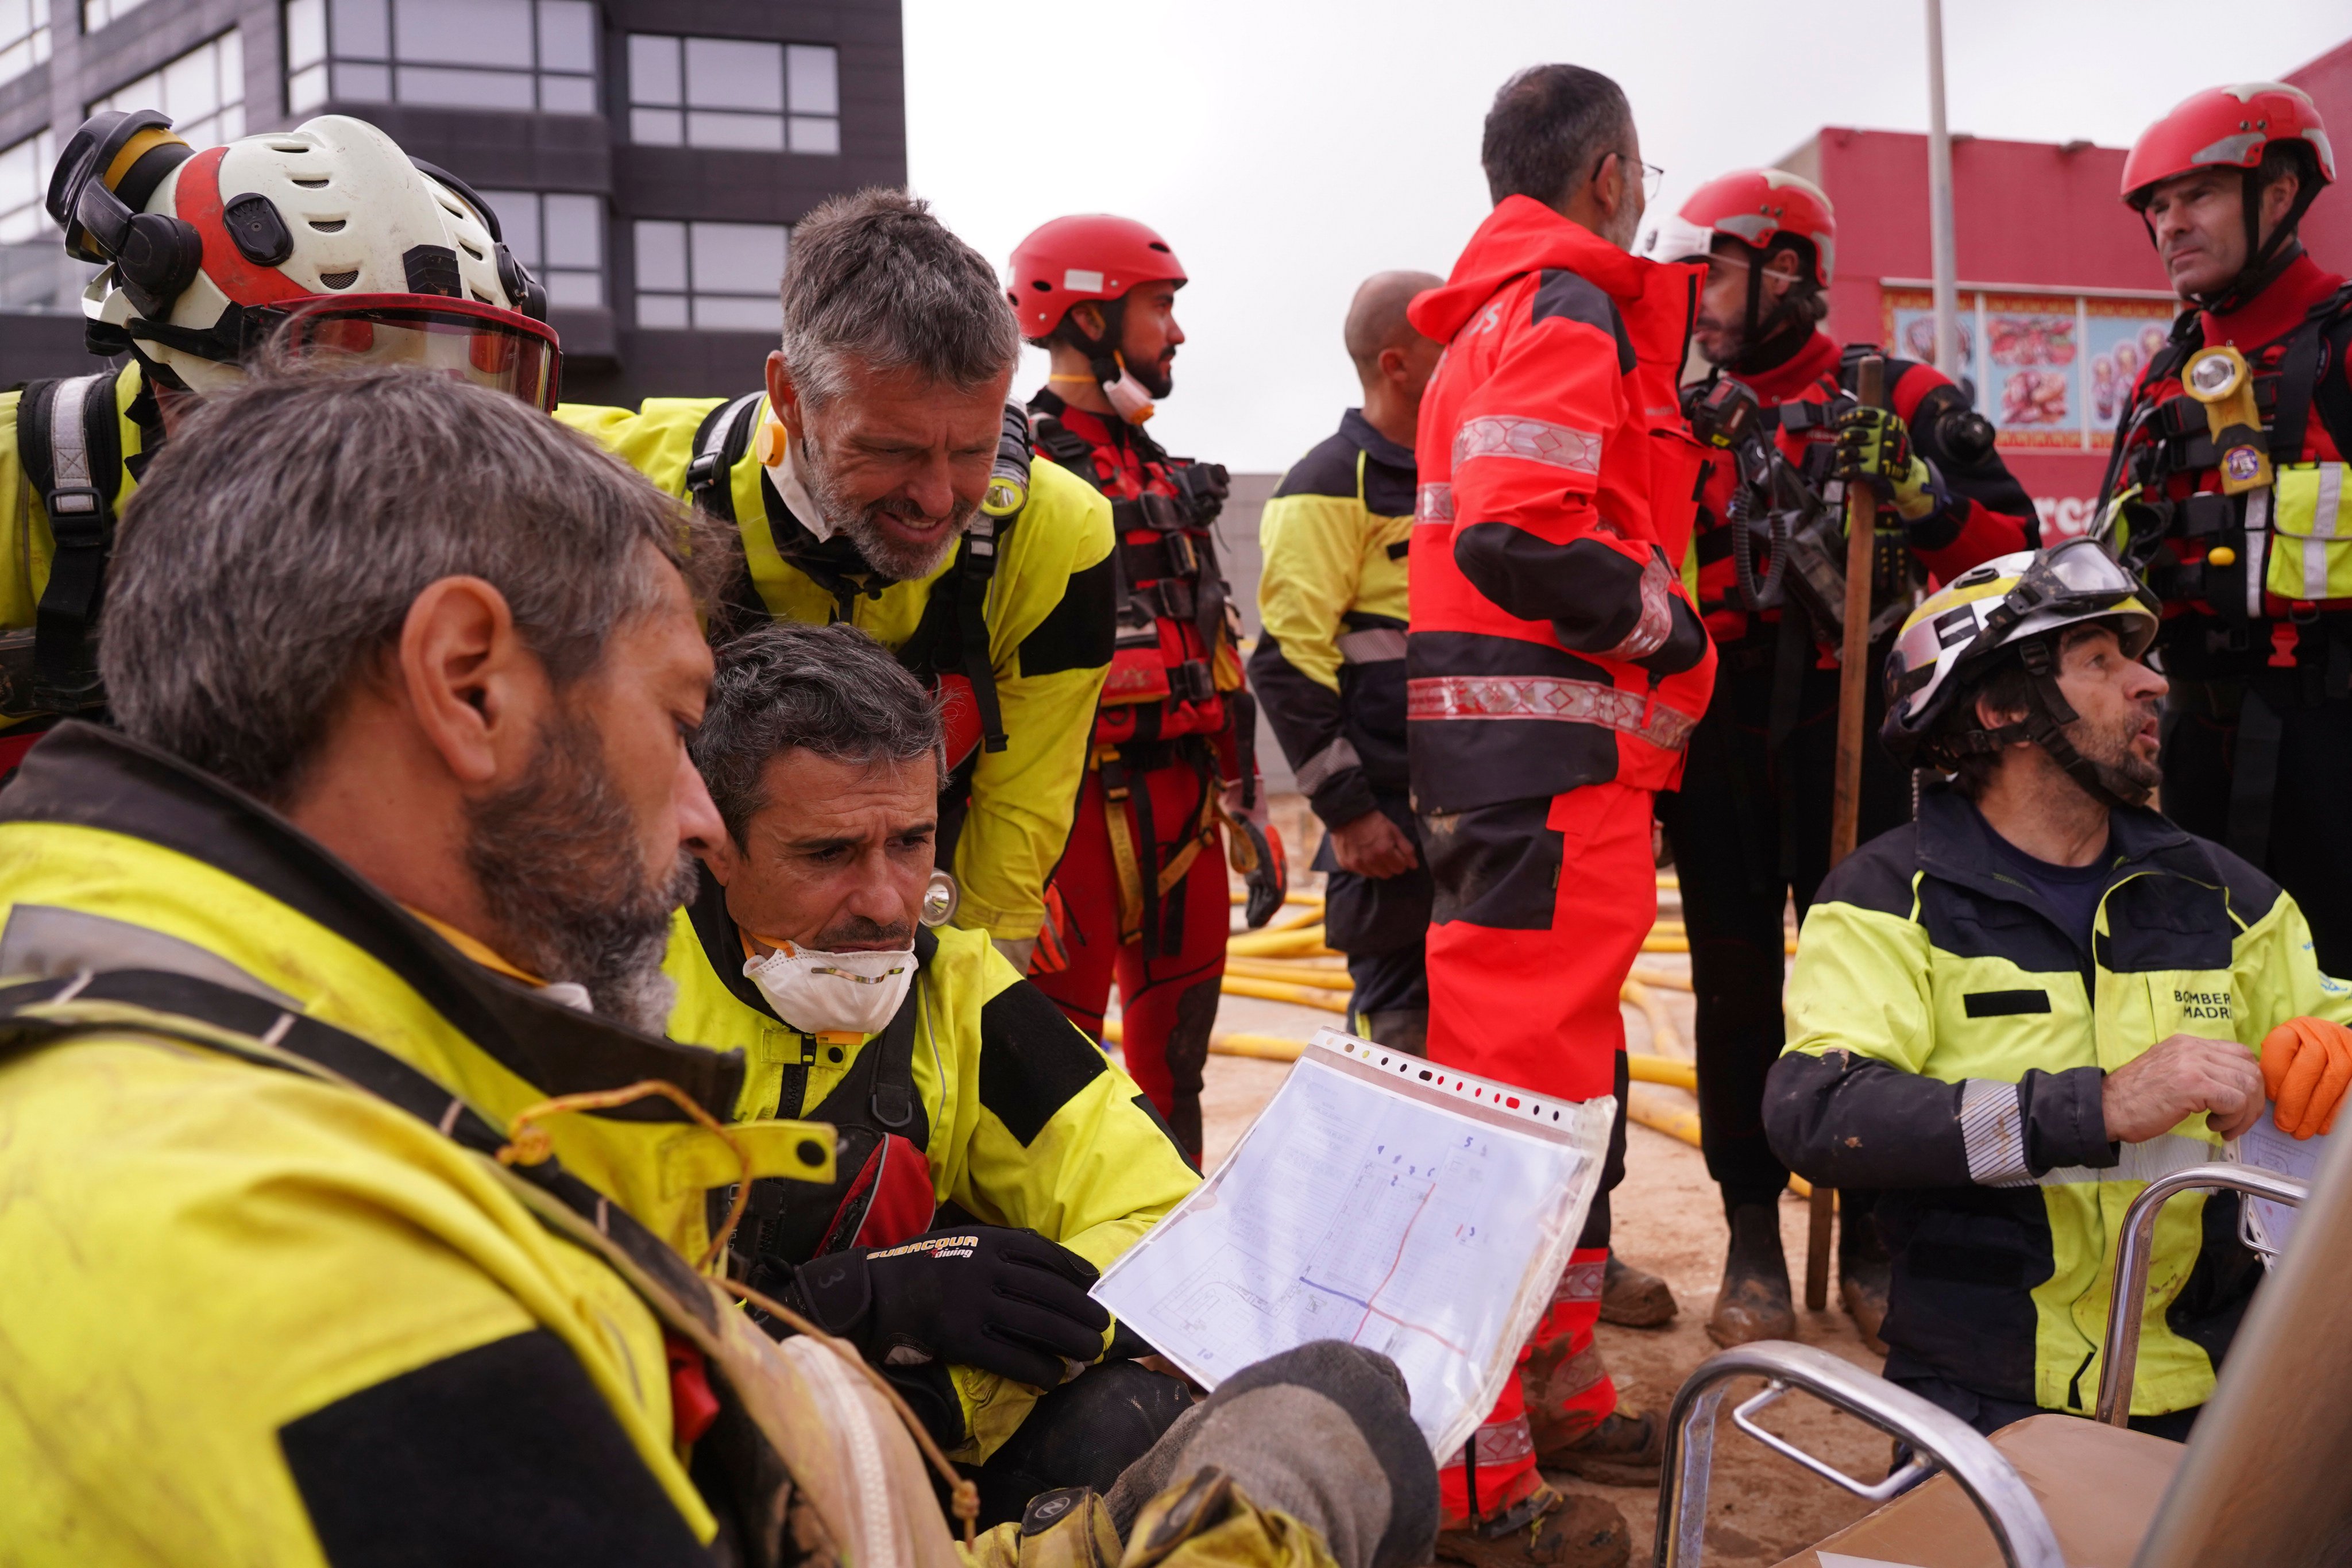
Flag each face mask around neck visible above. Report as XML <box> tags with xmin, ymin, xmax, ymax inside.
<box><xmin>743</xmin><ymin>940</ymin><xmax>917</xmax><ymax>1035</ymax></box>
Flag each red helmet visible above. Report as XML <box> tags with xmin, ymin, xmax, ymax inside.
<box><xmin>2121</xmin><ymin>82</ymin><xmax>2335</xmax><ymax>206</ymax></box>
<box><xmin>1647</xmin><ymin>168</ymin><xmax>1836</xmax><ymax>286</ymax></box>
<box><xmin>1007</xmin><ymin>215</ymin><xmax>1185</xmax><ymax>339</ymax></box>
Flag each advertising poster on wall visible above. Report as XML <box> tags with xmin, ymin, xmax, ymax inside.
<box><xmin>1880</xmin><ymin>288</ymin><xmax>2177</xmax><ymax>454</ymax></box>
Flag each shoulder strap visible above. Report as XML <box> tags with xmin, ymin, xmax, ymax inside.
<box><xmin>2269</xmin><ymin>283</ymin><xmax>2352</xmax><ymax>461</ymax></box>
<box><xmin>2096</xmin><ymin>308</ymin><xmax>2205</xmax><ymax>513</ymax></box>
<box><xmin>21</xmin><ymin>370</ymin><xmax>125</xmax><ymax>710</ymax></box>
<box><xmin>683</xmin><ymin>392</ymin><xmax>766</xmax><ymax>523</ymax></box>
<box><xmin>1030</xmin><ymin>412</ymin><xmax>1102</xmax><ymax>482</ymax></box>
<box><xmin>0</xmin><ymin>967</ymin><xmax>723</xmax><ymax>1327</ymax></box>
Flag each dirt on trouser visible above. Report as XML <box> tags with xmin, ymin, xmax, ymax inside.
<box><xmin>1192</xmin><ymin>1057</ymin><xmax>1897</xmax><ymax>1565</ymax></box>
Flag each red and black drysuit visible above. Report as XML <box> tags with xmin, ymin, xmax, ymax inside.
<box><xmin>1026</xmin><ymin>392</ymin><xmax>1255</xmax><ymax>1161</ymax></box>
<box><xmin>1407</xmin><ymin>196</ymin><xmax>1713</xmax><ymax>1519</ymax></box>
<box><xmin>2100</xmin><ymin>252</ymin><xmax>2352</xmax><ymax>971</ymax></box>
<box><xmin>1656</xmin><ymin>329</ymin><xmax>2035</xmax><ymax>1221</ymax></box>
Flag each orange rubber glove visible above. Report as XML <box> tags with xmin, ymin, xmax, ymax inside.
<box><xmin>2259</xmin><ymin>1016</ymin><xmax>2352</xmax><ymax>1138</ymax></box>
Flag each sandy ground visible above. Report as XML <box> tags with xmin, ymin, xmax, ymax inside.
<box><xmin>1109</xmin><ymin>803</ymin><xmax>1899</xmax><ymax>1564</ymax></box>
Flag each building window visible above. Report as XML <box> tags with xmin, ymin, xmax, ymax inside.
<box><xmin>1</xmin><ymin>129</ymin><xmax>95</xmax><ymax>314</ymax></box>
<box><xmin>482</xmin><ymin>189</ymin><xmax>603</xmax><ymax>308</ymax></box>
<box><xmin>82</xmin><ymin>0</ymin><xmax>148</xmax><ymax>33</ymax></box>
<box><xmin>1</xmin><ymin>0</ymin><xmax>52</xmax><ymax>89</ymax></box>
<box><xmin>634</xmin><ymin>219</ymin><xmax>784</xmax><ymax>331</ymax></box>
<box><xmin>625</xmin><ymin>36</ymin><xmax>838</xmax><ymax>155</ymax></box>
<box><xmin>283</xmin><ymin>0</ymin><xmax>596</xmax><ymax>117</ymax></box>
<box><xmin>92</xmin><ymin>29</ymin><xmax>245</xmax><ymax>149</ymax></box>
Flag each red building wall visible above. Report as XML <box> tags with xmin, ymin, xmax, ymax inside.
<box><xmin>1773</xmin><ymin>38</ymin><xmax>2351</xmax><ymax>542</ymax></box>
<box><xmin>1780</xmin><ymin>127</ymin><xmax>2170</xmax><ymax>535</ymax></box>
<box><xmin>2286</xmin><ymin>38</ymin><xmax>2352</xmax><ymax>269</ymax></box>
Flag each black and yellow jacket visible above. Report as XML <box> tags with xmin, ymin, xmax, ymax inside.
<box><xmin>665</xmin><ymin>865</ymin><xmax>1202</xmax><ymax>1459</ymax></box>
<box><xmin>560</xmin><ymin>395</ymin><xmax>1115</xmax><ymax>944</ymax></box>
<box><xmin>1769</xmin><ymin>785</ymin><xmax>2352</xmax><ymax>1419</ymax></box>
<box><xmin>0</xmin><ymin>361</ymin><xmax>162</xmax><ymax>729</ymax></box>
<box><xmin>0</xmin><ymin>724</ymin><xmax>878</xmax><ymax>1564</ymax></box>
<box><xmin>1249</xmin><ymin>408</ymin><xmax>1412</xmax><ymax>831</ymax></box>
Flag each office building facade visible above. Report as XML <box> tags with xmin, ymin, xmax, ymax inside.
<box><xmin>0</xmin><ymin>0</ymin><xmax>905</xmax><ymax>403</ymax></box>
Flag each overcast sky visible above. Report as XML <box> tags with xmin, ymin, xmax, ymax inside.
<box><xmin>905</xmin><ymin>1</ymin><xmax>2350</xmax><ymax>473</ymax></box>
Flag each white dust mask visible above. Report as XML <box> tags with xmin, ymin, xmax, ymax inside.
<box><xmin>742</xmin><ymin>940</ymin><xmax>916</xmax><ymax>1035</ymax></box>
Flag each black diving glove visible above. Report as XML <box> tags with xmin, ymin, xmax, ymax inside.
<box><xmin>789</xmin><ymin>1224</ymin><xmax>1110</xmax><ymax>1389</ymax></box>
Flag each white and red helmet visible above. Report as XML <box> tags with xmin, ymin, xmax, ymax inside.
<box><xmin>2122</xmin><ymin>82</ymin><xmax>2335</xmax><ymax>207</ymax></box>
<box><xmin>1648</xmin><ymin>168</ymin><xmax>1836</xmax><ymax>286</ymax></box>
<box><xmin>1006</xmin><ymin>214</ymin><xmax>1185</xmax><ymax>341</ymax></box>
<box><xmin>48</xmin><ymin>111</ymin><xmax>559</xmax><ymax>407</ymax></box>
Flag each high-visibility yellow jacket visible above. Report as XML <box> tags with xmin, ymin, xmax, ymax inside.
<box><xmin>666</xmin><ymin>864</ymin><xmax>1201</xmax><ymax>1458</ymax></box>
<box><xmin>1249</xmin><ymin>408</ymin><xmax>1413</xmax><ymax>832</ymax></box>
<box><xmin>1770</xmin><ymin>785</ymin><xmax>2352</xmax><ymax>1418</ymax></box>
<box><xmin>0</xmin><ymin>361</ymin><xmax>157</xmax><ymax>731</ymax></box>
<box><xmin>559</xmin><ymin>394</ymin><xmax>1115</xmax><ymax>943</ymax></box>
<box><xmin>0</xmin><ymin>721</ymin><xmax>856</xmax><ymax>1563</ymax></box>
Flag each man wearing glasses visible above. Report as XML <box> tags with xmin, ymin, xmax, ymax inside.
<box><xmin>1407</xmin><ymin>64</ymin><xmax>1713</xmax><ymax>1568</ymax></box>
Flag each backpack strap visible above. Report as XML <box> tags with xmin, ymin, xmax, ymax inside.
<box><xmin>2269</xmin><ymin>282</ymin><xmax>2352</xmax><ymax>462</ymax></box>
<box><xmin>683</xmin><ymin>391</ymin><xmax>766</xmax><ymax>524</ymax></box>
<box><xmin>18</xmin><ymin>370</ymin><xmax>125</xmax><ymax>710</ymax></box>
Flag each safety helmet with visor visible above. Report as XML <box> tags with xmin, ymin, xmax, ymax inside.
<box><xmin>2121</xmin><ymin>82</ymin><xmax>2336</xmax><ymax>315</ymax></box>
<box><xmin>1882</xmin><ymin>539</ymin><xmax>2160</xmax><ymax>805</ymax></box>
<box><xmin>47</xmin><ymin>110</ymin><xmax>559</xmax><ymax>409</ymax></box>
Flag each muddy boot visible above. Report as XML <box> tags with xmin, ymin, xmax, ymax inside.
<box><xmin>1839</xmin><ymin>1223</ymin><xmax>1893</xmax><ymax>1355</ymax></box>
<box><xmin>1598</xmin><ymin>1253</ymin><xmax>1677</xmax><ymax>1328</ymax></box>
<box><xmin>1435</xmin><ymin>1480</ymin><xmax>1631</xmax><ymax>1568</ymax></box>
<box><xmin>1539</xmin><ymin>1408</ymin><xmax>1664</xmax><ymax>1486</ymax></box>
<box><xmin>1706</xmin><ymin>1203</ymin><xmax>1796</xmax><ymax>1348</ymax></box>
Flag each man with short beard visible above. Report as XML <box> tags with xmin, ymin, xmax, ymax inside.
<box><xmin>1646</xmin><ymin>169</ymin><xmax>2035</xmax><ymax>1352</ymax></box>
<box><xmin>1004</xmin><ymin>214</ymin><xmax>1283</xmax><ymax>1163</ymax></box>
<box><xmin>563</xmin><ymin>189</ymin><xmax>1115</xmax><ymax>982</ymax></box>
<box><xmin>0</xmin><ymin>362</ymin><xmax>831</xmax><ymax>1557</ymax></box>
<box><xmin>1770</xmin><ymin>540</ymin><xmax>2352</xmax><ymax>1440</ymax></box>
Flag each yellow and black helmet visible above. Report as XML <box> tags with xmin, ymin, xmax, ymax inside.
<box><xmin>1883</xmin><ymin>538</ymin><xmax>2158</xmax><ymax>771</ymax></box>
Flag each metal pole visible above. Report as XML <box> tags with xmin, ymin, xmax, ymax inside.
<box><xmin>1925</xmin><ymin>0</ymin><xmax>1960</xmax><ymax>380</ymax></box>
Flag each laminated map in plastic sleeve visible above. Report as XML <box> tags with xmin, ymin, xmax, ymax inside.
<box><xmin>1093</xmin><ymin>1028</ymin><xmax>1615</xmax><ymax>1458</ymax></box>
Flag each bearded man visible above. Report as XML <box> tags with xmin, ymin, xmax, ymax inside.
<box><xmin>563</xmin><ymin>189</ymin><xmax>1115</xmax><ymax>976</ymax></box>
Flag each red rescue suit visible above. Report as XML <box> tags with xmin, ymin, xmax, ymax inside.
<box><xmin>1664</xmin><ymin>331</ymin><xmax>2036</xmax><ymax>1218</ymax></box>
<box><xmin>1028</xmin><ymin>393</ymin><xmax>1254</xmax><ymax>1160</ymax></box>
<box><xmin>1407</xmin><ymin>196</ymin><xmax>1713</xmax><ymax>1517</ymax></box>
<box><xmin>2102</xmin><ymin>252</ymin><xmax>2352</xmax><ymax>968</ymax></box>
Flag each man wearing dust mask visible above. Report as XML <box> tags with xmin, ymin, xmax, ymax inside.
<box><xmin>663</xmin><ymin>620</ymin><xmax>1204</xmax><ymax>1526</ymax></box>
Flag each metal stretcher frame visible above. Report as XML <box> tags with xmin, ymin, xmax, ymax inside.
<box><xmin>1652</xmin><ymin>1339</ymin><xmax>2067</xmax><ymax>1568</ymax></box>
<box><xmin>1652</xmin><ymin>1164</ymin><xmax>2311</xmax><ymax>1567</ymax></box>
<box><xmin>2092</xmin><ymin>1164</ymin><xmax>2308</xmax><ymax>1427</ymax></box>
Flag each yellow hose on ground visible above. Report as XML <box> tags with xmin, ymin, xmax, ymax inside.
<box><xmin>1101</xmin><ymin>1018</ymin><xmax>1308</xmax><ymax>1062</ymax></box>
<box><xmin>1627</xmin><ymin>1084</ymin><xmax>1809</xmax><ymax>1196</ymax></box>
<box><xmin>1219</xmin><ymin>975</ymin><xmax>1351</xmax><ymax>1013</ymax></box>
<box><xmin>1620</xmin><ymin>979</ymin><xmax>1685</xmax><ymax>1060</ymax></box>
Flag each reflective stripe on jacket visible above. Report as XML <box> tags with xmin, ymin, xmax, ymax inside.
<box><xmin>1768</xmin><ymin>785</ymin><xmax>2352</xmax><ymax>1417</ymax></box>
<box><xmin>0</xmin><ymin>723</ymin><xmax>843</xmax><ymax>1559</ymax></box>
<box><xmin>558</xmin><ymin>395</ymin><xmax>1114</xmax><ymax>942</ymax></box>
<box><xmin>663</xmin><ymin>877</ymin><xmax>1199</xmax><ymax>1458</ymax></box>
<box><xmin>1405</xmin><ymin>196</ymin><xmax>1716</xmax><ymax>812</ymax></box>
<box><xmin>1251</xmin><ymin>408</ymin><xmax>1413</xmax><ymax>830</ymax></box>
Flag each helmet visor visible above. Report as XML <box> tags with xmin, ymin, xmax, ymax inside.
<box><xmin>274</xmin><ymin>295</ymin><xmax>562</xmax><ymax>411</ymax></box>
